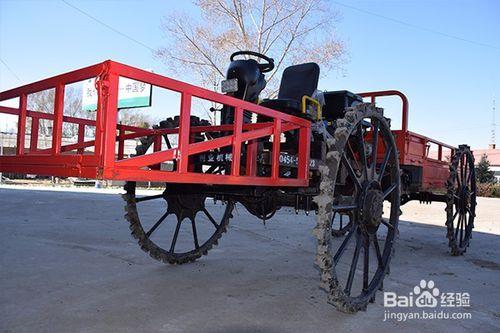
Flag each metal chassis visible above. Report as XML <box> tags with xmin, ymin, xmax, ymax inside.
<box><xmin>0</xmin><ymin>60</ymin><xmax>311</xmax><ymax>188</ymax></box>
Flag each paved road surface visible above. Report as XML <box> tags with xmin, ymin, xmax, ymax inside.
<box><xmin>1</xmin><ymin>186</ymin><xmax>499</xmax><ymax>332</ymax></box>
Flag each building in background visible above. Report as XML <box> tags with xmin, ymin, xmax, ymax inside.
<box><xmin>473</xmin><ymin>144</ymin><xmax>500</xmax><ymax>182</ymax></box>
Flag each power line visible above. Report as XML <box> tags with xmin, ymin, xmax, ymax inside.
<box><xmin>60</xmin><ymin>0</ymin><xmax>156</xmax><ymax>53</ymax></box>
<box><xmin>331</xmin><ymin>1</ymin><xmax>499</xmax><ymax>50</ymax></box>
<box><xmin>61</xmin><ymin>0</ymin><xmax>498</xmax><ymax>53</ymax></box>
<box><xmin>0</xmin><ymin>58</ymin><xmax>21</xmax><ymax>81</ymax></box>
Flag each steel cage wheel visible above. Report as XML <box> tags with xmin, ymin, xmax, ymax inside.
<box><xmin>121</xmin><ymin>116</ymin><xmax>234</xmax><ymax>265</ymax></box>
<box><xmin>123</xmin><ymin>182</ymin><xmax>234</xmax><ymax>264</ymax></box>
<box><xmin>446</xmin><ymin>145</ymin><xmax>476</xmax><ymax>256</ymax></box>
<box><xmin>314</xmin><ymin>103</ymin><xmax>401</xmax><ymax>313</ymax></box>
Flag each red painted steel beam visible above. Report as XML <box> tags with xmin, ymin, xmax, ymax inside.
<box><xmin>101</xmin><ymin>73</ymin><xmax>119</xmax><ymax>171</ymax></box>
<box><xmin>0</xmin><ymin>62</ymin><xmax>104</xmax><ymax>101</ymax></box>
<box><xmin>187</xmin><ymin>136</ymin><xmax>233</xmax><ymax>156</ymax></box>
<box><xmin>358</xmin><ymin>90</ymin><xmax>409</xmax><ymax>132</ymax></box>
<box><xmin>246</xmin><ymin>140</ymin><xmax>258</xmax><ymax>177</ymax></box>
<box><xmin>16</xmin><ymin>94</ymin><xmax>27</xmax><ymax>155</ymax></box>
<box><xmin>52</xmin><ymin>84</ymin><xmax>65</xmax><ymax>154</ymax></box>
<box><xmin>112</xmin><ymin>122</ymin><xmax>302</xmax><ymax>170</ymax></box>
<box><xmin>0</xmin><ymin>154</ymin><xmax>98</xmax><ymax>167</ymax></box>
<box><xmin>271</xmin><ymin>118</ymin><xmax>281</xmax><ymax>180</ymax></box>
<box><xmin>407</xmin><ymin>130</ymin><xmax>456</xmax><ymax>150</ymax></box>
<box><xmin>231</xmin><ymin>107</ymin><xmax>243</xmax><ymax>176</ymax></box>
<box><xmin>115</xmin><ymin>148</ymin><xmax>176</xmax><ymax>168</ymax></box>
<box><xmin>0</xmin><ymin>105</ymin><xmax>96</xmax><ymax>127</ymax></box>
<box><xmin>0</xmin><ymin>164</ymin><xmax>97</xmax><ymax>179</ymax></box>
<box><xmin>29</xmin><ymin>117</ymin><xmax>39</xmax><ymax>153</ymax></box>
<box><xmin>297</xmin><ymin>126</ymin><xmax>311</xmax><ymax>179</ymax></box>
<box><xmin>177</xmin><ymin>93</ymin><xmax>192</xmax><ymax>173</ymax></box>
<box><xmin>77</xmin><ymin>124</ymin><xmax>85</xmax><ymax>154</ymax></box>
<box><xmin>108</xmin><ymin>168</ymin><xmax>308</xmax><ymax>187</ymax></box>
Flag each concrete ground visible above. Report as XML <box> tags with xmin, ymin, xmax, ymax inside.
<box><xmin>1</xmin><ymin>185</ymin><xmax>499</xmax><ymax>333</ymax></box>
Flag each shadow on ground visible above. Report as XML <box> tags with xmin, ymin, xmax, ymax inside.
<box><xmin>1</xmin><ymin>187</ymin><xmax>499</xmax><ymax>333</ymax></box>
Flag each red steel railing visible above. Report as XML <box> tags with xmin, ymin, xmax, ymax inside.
<box><xmin>0</xmin><ymin>60</ymin><xmax>311</xmax><ymax>187</ymax></box>
<box><xmin>359</xmin><ymin>90</ymin><xmax>456</xmax><ymax>161</ymax></box>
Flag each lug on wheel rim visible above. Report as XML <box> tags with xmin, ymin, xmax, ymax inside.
<box><xmin>314</xmin><ymin>104</ymin><xmax>401</xmax><ymax>313</ymax></box>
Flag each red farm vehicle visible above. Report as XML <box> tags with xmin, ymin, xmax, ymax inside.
<box><xmin>0</xmin><ymin>51</ymin><xmax>477</xmax><ymax>312</ymax></box>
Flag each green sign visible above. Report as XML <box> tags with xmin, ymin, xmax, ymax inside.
<box><xmin>82</xmin><ymin>77</ymin><xmax>152</xmax><ymax>111</ymax></box>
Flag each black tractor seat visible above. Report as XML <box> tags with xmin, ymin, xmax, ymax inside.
<box><xmin>259</xmin><ymin>62</ymin><xmax>320</xmax><ymax>119</ymax></box>
<box><xmin>259</xmin><ymin>98</ymin><xmax>302</xmax><ymax>116</ymax></box>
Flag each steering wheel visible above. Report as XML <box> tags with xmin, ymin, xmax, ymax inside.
<box><xmin>230</xmin><ymin>51</ymin><xmax>275</xmax><ymax>73</ymax></box>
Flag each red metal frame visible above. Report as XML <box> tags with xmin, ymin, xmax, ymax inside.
<box><xmin>0</xmin><ymin>60</ymin><xmax>311</xmax><ymax>187</ymax></box>
<box><xmin>0</xmin><ymin>61</ymin><xmax>460</xmax><ymax>192</ymax></box>
<box><xmin>359</xmin><ymin>90</ymin><xmax>456</xmax><ymax>192</ymax></box>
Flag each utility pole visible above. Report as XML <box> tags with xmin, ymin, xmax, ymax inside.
<box><xmin>492</xmin><ymin>99</ymin><xmax>496</xmax><ymax>149</ymax></box>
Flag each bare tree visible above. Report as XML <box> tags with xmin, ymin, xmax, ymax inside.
<box><xmin>27</xmin><ymin>89</ymin><xmax>55</xmax><ymax>137</ymax></box>
<box><xmin>156</xmin><ymin>0</ymin><xmax>346</xmax><ymax>97</ymax></box>
<box><xmin>28</xmin><ymin>87</ymin><xmax>155</xmax><ymax>142</ymax></box>
<box><xmin>27</xmin><ymin>87</ymin><xmax>93</xmax><ymax>138</ymax></box>
<box><xmin>118</xmin><ymin>109</ymin><xmax>155</xmax><ymax>128</ymax></box>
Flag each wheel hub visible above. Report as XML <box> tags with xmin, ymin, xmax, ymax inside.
<box><xmin>165</xmin><ymin>194</ymin><xmax>205</xmax><ymax>221</ymax></box>
<box><xmin>361</xmin><ymin>188</ymin><xmax>384</xmax><ymax>229</ymax></box>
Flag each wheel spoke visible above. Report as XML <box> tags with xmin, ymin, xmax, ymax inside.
<box><xmin>466</xmin><ymin>207</ymin><xmax>474</xmax><ymax>217</ymax></box>
<box><xmin>135</xmin><ymin>194</ymin><xmax>164</xmax><ymax>203</ymax></box>
<box><xmin>381</xmin><ymin>218</ymin><xmax>394</xmax><ymax>229</ymax></box>
<box><xmin>460</xmin><ymin>155</ymin><xmax>465</xmax><ymax>185</ymax></box>
<box><xmin>465</xmin><ymin>210</ymin><xmax>473</xmax><ymax>231</ymax></box>
<box><xmin>458</xmin><ymin>155</ymin><xmax>463</xmax><ymax>187</ymax></box>
<box><xmin>452</xmin><ymin>210</ymin><xmax>459</xmax><ymax>222</ymax></box>
<box><xmin>341</xmin><ymin>153</ymin><xmax>362</xmax><ymax>190</ymax></box>
<box><xmin>467</xmin><ymin>167</ymin><xmax>473</xmax><ymax>184</ymax></box>
<box><xmin>191</xmin><ymin>219</ymin><xmax>200</xmax><ymax>249</ymax></box>
<box><xmin>357</xmin><ymin>125</ymin><xmax>368</xmax><ymax>179</ymax></box>
<box><xmin>372</xmin><ymin>234</ymin><xmax>384</xmax><ymax>268</ymax></box>
<box><xmin>383</xmin><ymin>183</ymin><xmax>398</xmax><ymax>199</ymax></box>
<box><xmin>334</xmin><ymin>224</ymin><xmax>358</xmax><ymax>264</ymax></box>
<box><xmin>203</xmin><ymin>207</ymin><xmax>219</xmax><ymax>228</ymax></box>
<box><xmin>331</xmin><ymin>211</ymin><xmax>337</xmax><ymax>224</ymax></box>
<box><xmin>347</xmin><ymin>141</ymin><xmax>362</xmax><ymax>171</ymax></box>
<box><xmin>145</xmin><ymin>211</ymin><xmax>169</xmax><ymax>237</ymax></box>
<box><xmin>332</xmin><ymin>203</ymin><xmax>358</xmax><ymax>211</ymax></box>
<box><xmin>169</xmin><ymin>218</ymin><xmax>182</xmax><ymax>252</ymax></box>
<box><xmin>345</xmin><ymin>231</ymin><xmax>362</xmax><ymax>295</ymax></box>
<box><xmin>371</xmin><ymin>121</ymin><xmax>379</xmax><ymax>178</ymax></box>
<box><xmin>363</xmin><ymin>235</ymin><xmax>369</xmax><ymax>292</ymax></box>
<box><xmin>463</xmin><ymin>159</ymin><xmax>468</xmax><ymax>187</ymax></box>
<box><xmin>460</xmin><ymin>214</ymin><xmax>466</xmax><ymax>247</ymax></box>
<box><xmin>455</xmin><ymin>214</ymin><xmax>462</xmax><ymax>240</ymax></box>
<box><xmin>378</xmin><ymin>146</ymin><xmax>393</xmax><ymax>182</ymax></box>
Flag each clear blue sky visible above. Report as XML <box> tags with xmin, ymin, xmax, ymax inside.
<box><xmin>1</xmin><ymin>0</ymin><xmax>499</xmax><ymax>149</ymax></box>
